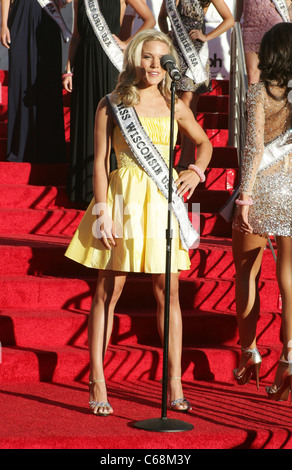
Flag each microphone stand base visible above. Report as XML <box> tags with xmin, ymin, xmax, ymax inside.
<box><xmin>133</xmin><ymin>417</ymin><xmax>194</xmax><ymax>433</ymax></box>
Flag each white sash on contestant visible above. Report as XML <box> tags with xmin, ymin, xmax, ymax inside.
<box><xmin>84</xmin><ymin>0</ymin><xmax>124</xmax><ymax>72</ymax></box>
<box><xmin>166</xmin><ymin>0</ymin><xmax>209</xmax><ymax>84</ymax></box>
<box><xmin>258</xmin><ymin>130</ymin><xmax>292</xmax><ymax>172</ymax></box>
<box><xmin>219</xmin><ymin>130</ymin><xmax>292</xmax><ymax>221</ymax></box>
<box><xmin>36</xmin><ymin>0</ymin><xmax>72</xmax><ymax>42</ymax></box>
<box><xmin>107</xmin><ymin>95</ymin><xmax>199</xmax><ymax>250</ymax></box>
<box><xmin>270</xmin><ymin>0</ymin><xmax>290</xmax><ymax>22</ymax></box>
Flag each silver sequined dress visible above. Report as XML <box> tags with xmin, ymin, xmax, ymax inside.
<box><xmin>240</xmin><ymin>82</ymin><xmax>292</xmax><ymax>237</ymax></box>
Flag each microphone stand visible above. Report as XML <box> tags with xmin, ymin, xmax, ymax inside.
<box><xmin>134</xmin><ymin>80</ymin><xmax>193</xmax><ymax>432</ymax></box>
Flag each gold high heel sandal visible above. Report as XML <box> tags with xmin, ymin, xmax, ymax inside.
<box><xmin>166</xmin><ymin>377</ymin><xmax>192</xmax><ymax>413</ymax></box>
<box><xmin>266</xmin><ymin>360</ymin><xmax>292</xmax><ymax>403</ymax></box>
<box><xmin>89</xmin><ymin>378</ymin><xmax>113</xmax><ymax>416</ymax></box>
<box><xmin>233</xmin><ymin>347</ymin><xmax>262</xmax><ymax>389</ymax></box>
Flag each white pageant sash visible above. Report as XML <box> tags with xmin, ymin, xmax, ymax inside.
<box><xmin>84</xmin><ymin>0</ymin><xmax>123</xmax><ymax>72</ymax></box>
<box><xmin>271</xmin><ymin>0</ymin><xmax>290</xmax><ymax>22</ymax></box>
<box><xmin>166</xmin><ymin>0</ymin><xmax>209</xmax><ymax>84</ymax></box>
<box><xmin>107</xmin><ymin>96</ymin><xmax>199</xmax><ymax>250</ymax></box>
<box><xmin>258</xmin><ymin>130</ymin><xmax>292</xmax><ymax>172</ymax></box>
<box><xmin>219</xmin><ymin>130</ymin><xmax>292</xmax><ymax>222</ymax></box>
<box><xmin>36</xmin><ymin>0</ymin><xmax>72</xmax><ymax>42</ymax></box>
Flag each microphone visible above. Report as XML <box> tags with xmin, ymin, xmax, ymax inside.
<box><xmin>160</xmin><ymin>55</ymin><xmax>181</xmax><ymax>81</ymax></box>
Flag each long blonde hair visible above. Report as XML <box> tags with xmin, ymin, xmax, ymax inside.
<box><xmin>112</xmin><ymin>29</ymin><xmax>180</xmax><ymax>106</ymax></box>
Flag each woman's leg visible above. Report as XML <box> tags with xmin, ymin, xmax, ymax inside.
<box><xmin>176</xmin><ymin>91</ymin><xmax>200</xmax><ymax>170</ymax></box>
<box><xmin>152</xmin><ymin>272</ymin><xmax>190</xmax><ymax>410</ymax></box>
<box><xmin>232</xmin><ymin>229</ymin><xmax>267</xmax><ymax>360</ymax></box>
<box><xmin>269</xmin><ymin>236</ymin><xmax>292</xmax><ymax>389</ymax></box>
<box><xmin>245</xmin><ymin>52</ymin><xmax>260</xmax><ymax>85</ymax></box>
<box><xmin>88</xmin><ymin>269</ymin><xmax>127</xmax><ymax>413</ymax></box>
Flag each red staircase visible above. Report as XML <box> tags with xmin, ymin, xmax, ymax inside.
<box><xmin>0</xmin><ymin>71</ymin><xmax>289</xmax><ymax>450</ymax></box>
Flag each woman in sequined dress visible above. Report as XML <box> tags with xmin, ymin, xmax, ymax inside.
<box><xmin>239</xmin><ymin>0</ymin><xmax>292</xmax><ymax>85</ymax></box>
<box><xmin>158</xmin><ymin>0</ymin><xmax>234</xmax><ymax>170</ymax></box>
<box><xmin>232</xmin><ymin>23</ymin><xmax>292</xmax><ymax>402</ymax></box>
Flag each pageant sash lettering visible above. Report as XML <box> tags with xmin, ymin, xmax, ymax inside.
<box><xmin>166</xmin><ymin>0</ymin><xmax>209</xmax><ymax>84</ymax></box>
<box><xmin>258</xmin><ymin>130</ymin><xmax>292</xmax><ymax>172</ymax></box>
<box><xmin>36</xmin><ymin>0</ymin><xmax>72</xmax><ymax>42</ymax></box>
<box><xmin>270</xmin><ymin>0</ymin><xmax>290</xmax><ymax>22</ymax></box>
<box><xmin>84</xmin><ymin>0</ymin><xmax>124</xmax><ymax>72</ymax></box>
<box><xmin>108</xmin><ymin>96</ymin><xmax>199</xmax><ymax>250</ymax></box>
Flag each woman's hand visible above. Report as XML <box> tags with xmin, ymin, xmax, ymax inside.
<box><xmin>175</xmin><ymin>169</ymin><xmax>200</xmax><ymax>199</ymax></box>
<box><xmin>93</xmin><ymin>208</ymin><xmax>118</xmax><ymax>250</ymax></box>
<box><xmin>113</xmin><ymin>34</ymin><xmax>127</xmax><ymax>51</ymax></box>
<box><xmin>63</xmin><ymin>75</ymin><xmax>73</xmax><ymax>92</ymax></box>
<box><xmin>1</xmin><ymin>25</ymin><xmax>11</xmax><ymax>49</ymax></box>
<box><xmin>233</xmin><ymin>205</ymin><xmax>253</xmax><ymax>234</ymax></box>
<box><xmin>189</xmin><ymin>29</ymin><xmax>208</xmax><ymax>42</ymax></box>
<box><xmin>55</xmin><ymin>0</ymin><xmax>72</xmax><ymax>8</ymax></box>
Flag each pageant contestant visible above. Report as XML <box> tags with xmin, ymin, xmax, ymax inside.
<box><xmin>232</xmin><ymin>23</ymin><xmax>292</xmax><ymax>401</ymax></box>
<box><xmin>65</xmin><ymin>29</ymin><xmax>212</xmax><ymax>416</ymax></box>
<box><xmin>158</xmin><ymin>0</ymin><xmax>234</xmax><ymax>170</ymax></box>
<box><xmin>239</xmin><ymin>0</ymin><xmax>292</xmax><ymax>85</ymax></box>
<box><xmin>63</xmin><ymin>0</ymin><xmax>155</xmax><ymax>205</ymax></box>
<box><xmin>0</xmin><ymin>0</ymin><xmax>71</xmax><ymax>163</ymax></box>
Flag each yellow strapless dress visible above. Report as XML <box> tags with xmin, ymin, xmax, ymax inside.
<box><xmin>65</xmin><ymin>116</ymin><xmax>190</xmax><ymax>273</ymax></box>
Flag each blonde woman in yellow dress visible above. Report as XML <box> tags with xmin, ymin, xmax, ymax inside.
<box><xmin>65</xmin><ymin>29</ymin><xmax>212</xmax><ymax>416</ymax></box>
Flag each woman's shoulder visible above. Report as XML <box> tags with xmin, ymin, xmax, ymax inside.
<box><xmin>248</xmin><ymin>81</ymin><xmax>265</xmax><ymax>93</ymax></box>
<box><xmin>96</xmin><ymin>95</ymin><xmax>114</xmax><ymax>118</ymax></box>
<box><xmin>174</xmin><ymin>97</ymin><xmax>190</xmax><ymax>117</ymax></box>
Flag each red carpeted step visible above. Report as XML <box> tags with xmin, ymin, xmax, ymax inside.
<box><xmin>205</xmin><ymin>129</ymin><xmax>229</xmax><ymax>146</ymax></box>
<box><xmin>0</xmin><ymin>305</ymin><xmax>282</xmax><ymax>351</ymax></box>
<box><xmin>208</xmin><ymin>146</ymin><xmax>238</xmax><ymax>168</ymax></box>
<box><xmin>0</xmin><ymin>184</ymin><xmax>71</xmax><ymax>209</ymax></box>
<box><xmin>0</xmin><ymin>137</ymin><xmax>7</xmax><ymax>158</ymax></box>
<box><xmin>208</xmin><ymin>79</ymin><xmax>229</xmax><ymax>96</ymax></box>
<box><xmin>0</xmin><ymin>342</ymin><xmax>283</xmax><ymax>385</ymax></box>
<box><xmin>0</xmin><ymin>87</ymin><xmax>8</xmax><ymax>120</ymax></box>
<box><xmin>0</xmin><ymin>206</ymin><xmax>231</xmax><ymax>237</ymax></box>
<box><xmin>0</xmin><ymin>122</ymin><xmax>7</xmax><ymax>138</ymax></box>
<box><xmin>175</xmin><ymin>145</ymin><xmax>238</xmax><ymax>169</ymax></box>
<box><xmin>197</xmin><ymin>112</ymin><xmax>228</xmax><ymax>129</ymax></box>
<box><xmin>0</xmin><ymin>274</ymin><xmax>281</xmax><ymax>313</ymax></box>
<box><xmin>0</xmin><ymin>234</ymin><xmax>277</xmax><ymax>280</ymax></box>
<box><xmin>0</xmin><ymin>162</ymin><xmax>238</xmax><ymax>189</ymax></box>
<box><xmin>197</xmin><ymin>95</ymin><xmax>229</xmax><ymax>113</ymax></box>
<box><xmin>0</xmin><ymin>207</ymin><xmax>84</xmax><ymax>237</ymax></box>
<box><xmin>0</xmin><ymin>162</ymin><xmax>69</xmax><ymax>185</ymax></box>
<box><xmin>0</xmin><ymin>70</ymin><xmax>8</xmax><ymax>86</ymax></box>
<box><xmin>202</xmin><ymin>168</ymin><xmax>238</xmax><ymax>190</ymax></box>
<box><xmin>189</xmin><ymin>189</ymin><xmax>232</xmax><ymax>212</ymax></box>
<box><xmin>0</xmin><ymin>308</ymin><xmax>88</xmax><ymax>348</ymax></box>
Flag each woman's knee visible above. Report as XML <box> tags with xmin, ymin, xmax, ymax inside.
<box><xmin>152</xmin><ymin>274</ymin><xmax>180</xmax><ymax>306</ymax></box>
<box><xmin>95</xmin><ymin>272</ymin><xmax>126</xmax><ymax>306</ymax></box>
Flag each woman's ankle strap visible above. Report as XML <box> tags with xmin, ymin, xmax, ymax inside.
<box><xmin>89</xmin><ymin>378</ymin><xmax>105</xmax><ymax>385</ymax></box>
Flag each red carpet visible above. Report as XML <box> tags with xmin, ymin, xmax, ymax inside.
<box><xmin>0</xmin><ymin>72</ymin><xmax>291</xmax><ymax>450</ymax></box>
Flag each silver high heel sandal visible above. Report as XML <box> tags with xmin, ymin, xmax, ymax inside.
<box><xmin>266</xmin><ymin>360</ymin><xmax>292</xmax><ymax>403</ymax></box>
<box><xmin>165</xmin><ymin>377</ymin><xmax>192</xmax><ymax>413</ymax></box>
<box><xmin>89</xmin><ymin>378</ymin><xmax>113</xmax><ymax>416</ymax></box>
<box><xmin>233</xmin><ymin>347</ymin><xmax>262</xmax><ymax>390</ymax></box>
